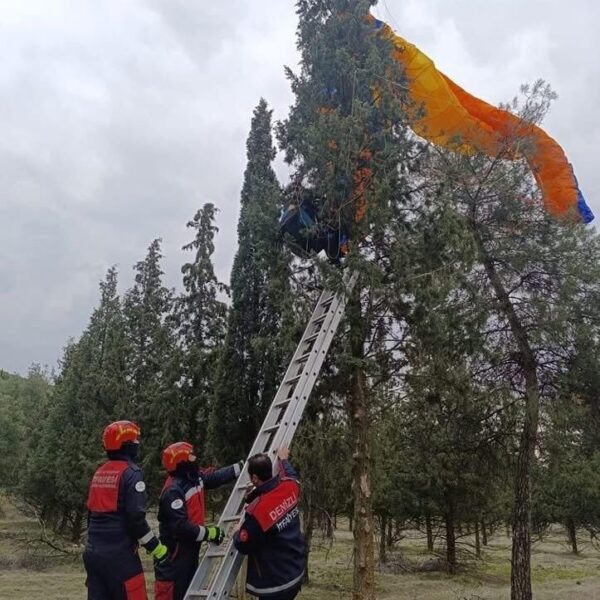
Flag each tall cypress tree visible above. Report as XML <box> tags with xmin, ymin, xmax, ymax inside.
<box><xmin>123</xmin><ymin>239</ymin><xmax>179</xmax><ymax>487</ymax></box>
<box><xmin>278</xmin><ymin>2</ymin><xmax>420</xmax><ymax>597</ymax></box>
<box><xmin>173</xmin><ymin>203</ymin><xmax>228</xmax><ymax>455</ymax></box>
<box><xmin>208</xmin><ymin>99</ymin><xmax>292</xmax><ymax>463</ymax></box>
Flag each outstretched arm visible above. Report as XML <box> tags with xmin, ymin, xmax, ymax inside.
<box><xmin>200</xmin><ymin>461</ymin><xmax>243</xmax><ymax>490</ymax></box>
<box><xmin>277</xmin><ymin>446</ymin><xmax>299</xmax><ymax>481</ymax></box>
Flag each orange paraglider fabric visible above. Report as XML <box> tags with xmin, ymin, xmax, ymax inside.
<box><xmin>368</xmin><ymin>15</ymin><xmax>593</xmax><ymax>223</ymax></box>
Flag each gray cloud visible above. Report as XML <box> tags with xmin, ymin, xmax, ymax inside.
<box><xmin>1</xmin><ymin>0</ymin><xmax>598</xmax><ymax>373</ymax></box>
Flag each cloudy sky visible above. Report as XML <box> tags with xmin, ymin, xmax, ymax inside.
<box><xmin>1</xmin><ymin>0</ymin><xmax>598</xmax><ymax>374</ymax></box>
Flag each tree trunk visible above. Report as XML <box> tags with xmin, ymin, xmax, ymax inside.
<box><xmin>510</xmin><ymin>381</ymin><xmax>539</xmax><ymax>600</ymax></box>
<box><xmin>426</xmin><ymin>514</ymin><xmax>434</xmax><ymax>552</ymax></box>
<box><xmin>379</xmin><ymin>514</ymin><xmax>387</xmax><ymax>564</ymax></box>
<box><xmin>349</xmin><ymin>513</ymin><xmax>353</xmax><ymax>532</ymax></box>
<box><xmin>472</xmin><ymin>223</ymin><xmax>539</xmax><ymax>600</ymax></box>
<box><xmin>481</xmin><ymin>519</ymin><xmax>488</xmax><ymax>546</ymax></box>
<box><xmin>325</xmin><ymin>510</ymin><xmax>334</xmax><ymax>538</ymax></box>
<box><xmin>567</xmin><ymin>518</ymin><xmax>578</xmax><ymax>555</ymax></box>
<box><xmin>387</xmin><ymin>519</ymin><xmax>393</xmax><ymax>548</ymax></box>
<box><xmin>348</xmin><ymin>363</ymin><xmax>376</xmax><ymax>600</ymax></box>
<box><xmin>474</xmin><ymin>521</ymin><xmax>481</xmax><ymax>558</ymax></box>
<box><xmin>71</xmin><ymin>509</ymin><xmax>84</xmax><ymax>543</ymax></box>
<box><xmin>303</xmin><ymin>508</ymin><xmax>315</xmax><ymax>584</ymax></box>
<box><xmin>57</xmin><ymin>510</ymin><xmax>69</xmax><ymax>535</ymax></box>
<box><xmin>444</xmin><ymin>506</ymin><xmax>457</xmax><ymax>575</ymax></box>
<box><xmin>346</xmin><ymin>287</ymin><xmax>376</xmax><ymax>600</ymax></box>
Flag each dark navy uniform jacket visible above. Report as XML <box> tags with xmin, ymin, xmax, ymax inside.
<box><xmin>158</xmin><ymin>464</ymin><xmax>239</xmax><ymax>550</ymax></box>
<box><xmin>86</xmin><ymin>452</ymin><xmax>158</xmax><ymax>553</ymax></box>
<box><xmin>233</xmin><ymin>460</ymin><xmax>306</xmax><ymax>598</ymax></box>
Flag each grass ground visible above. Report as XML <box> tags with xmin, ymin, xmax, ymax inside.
<box><xmin>2</xmin><ymin>497</ymin><xmax>600</xmax><ymax>599</ymax></box>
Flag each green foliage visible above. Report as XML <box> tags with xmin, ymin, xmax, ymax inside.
<box><xmin>166</xmin><ymin>203</ymin><xmax>229</xmax><ymax>460</ymax></box>
<box><xmin>0</xmin><ymin>368</ymin><xmax>51</xmax><ymax>491</ymax></box>
<box><xmin>209</xmin><ymin>99</ymin><xmax>294</xmax><ymax>463</ymax></box>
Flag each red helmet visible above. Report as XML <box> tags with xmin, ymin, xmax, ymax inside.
<box><xmin>102</xmin><ymin>420</ymin><xmax>141</xmax><ymax>451</ymax></box>
<box><xmin>162</xmin><ymin>442</ymin><xmax>195</xmax><ymax>472</ymax></box>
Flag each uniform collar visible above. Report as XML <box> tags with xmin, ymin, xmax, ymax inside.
<box><xmin>107</xmin><ymin>451</ymin><xmax>136</xmax><ymax>464</ymax></box>
<box><xmin>246</xmin><ymin>475</ymin><xmax>280</xmax><ymax>503</ymax></box>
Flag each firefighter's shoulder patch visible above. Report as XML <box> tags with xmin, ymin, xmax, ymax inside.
<box><xmin>134</xmin><ymin>481</ymin><xmax>146</xmax><ymax>493</ymax></box>
<box><xmin>171</xmin><ymin>498</ymin><xmax>184</xmax><ymax>510</ymax></box>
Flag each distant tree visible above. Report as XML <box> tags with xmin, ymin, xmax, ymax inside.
<box><xmin>534</xmin><ymin>399</ymin><xmax>600</xmax><ymax>555</ymax></box>
<box><xmin>0</xmin><ymin>367</ymin><xmax>51</xmax><ymax>493</ymax></box>
<box><xmin>171</xmin><ymin>203</ymin><xmax>228</xmax><ymax>457</ymax></box>
<box><xmin>123</xmin><ymin>239</ymin><xmax>179</xmax><ymax>489</ymax></box>
<box><xmin>395</xmin><ymin>199</ymin><xmax>516</xmax><ymax>572</ymax></box>
<box><xmin>209</xmin><ymin>99</ymin><xmax>293</xmax><ymax>464</ymax></box>
<box><xmin>21</xmin><ymin>267</ymin><xmax>131</xmax><ymax>539</ymax></box>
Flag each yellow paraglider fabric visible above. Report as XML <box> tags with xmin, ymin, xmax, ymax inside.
<box><xmin>369</xmin><ymin>16</ymin><xmax>593</xmax><ymax>223</ymax></box>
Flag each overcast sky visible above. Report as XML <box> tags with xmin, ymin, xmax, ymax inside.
<box><xmin>1</xmin><ymin>0</ymin><xmax>598</xmax><ymax>374</ymax></box>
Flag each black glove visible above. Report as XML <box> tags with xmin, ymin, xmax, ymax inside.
<box><xmin>150</xmin><ymin>542</ymin><xmax>168</xmax><ymax>563</ymax></box>
<box><xmin>203</xmin><ymin>526</ymin><xmax>225</xmax><ymax>545</ymax></box>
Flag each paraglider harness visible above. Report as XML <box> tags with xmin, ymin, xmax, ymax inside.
<box><xmin>278</xmin><ymin>194</ymin><xmax>349</xmax><ymax>263</ymax></box>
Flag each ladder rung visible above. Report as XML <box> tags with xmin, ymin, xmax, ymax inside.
<box><xmin>187</xmin><ymin>591</ymin><xmax>208</xmax><ymax>598</ymax></box>
<box><xmin>312</xmin><ymin>314</ymin><xmax>327</xmax><ymax>325</ymax></box>
<box><xmin>285</xmin><ymin>374</ymin><xmax>302</xmax><ymax>385</ymax></box>
<box><xmin>205</xmin><ymin>549</ymin><xmax>229</xmax><ymax>558</ymax></box>
<box><xmin>262</xmin><ymin>423</ymin><xmax>281</xmax><ymax>434</ymax></box>
<box><xmin>320</xmin><ymin>295</ymin><xmax>336</xmax><ymax>306</ymax></box>
<box><xmin>221</xmin><ymin>513</ymin><xmax>243</xmax><ymax>523</ymax></box>
<box><xmin>273</xmin><ymin>398</ymin><xmax>291</xmax><ymax>409</ymax></box>
<box><xmin>304</xmin><ymin>332</ymin><xmax>320</xmax><ymax>343</ymax></box>
<box><xmin>294</xmin><ymin>351</ymin><xmax>312</xmax><ymax>364</ymax></box>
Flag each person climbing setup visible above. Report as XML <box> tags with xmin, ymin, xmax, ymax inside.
<box><xmin>278</xmin><ymin>191</ymin><xmax>349</xmax><ymax>263</ymax></box>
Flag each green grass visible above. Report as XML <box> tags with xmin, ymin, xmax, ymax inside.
<box><xmin>2</xmin><ymin>496</ymin><xmax>600</xmax><ymax>600</ymax></box>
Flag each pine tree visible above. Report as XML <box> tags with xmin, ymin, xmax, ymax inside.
<box><xmin>429</xmin><ymin>82</ymin><xmax>600</xmax><ymax>599</ymax></box>
<box><xmin>208</xmin><ymin>99</ymin><xmax>293</xmax><ymax>463</ymax></box>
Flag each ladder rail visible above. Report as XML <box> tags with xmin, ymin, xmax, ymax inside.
<box><xmin>271</xmin><ymin>276</ymin><xmax>355</xmax><ymax>454</ymax></box>
<box><xmin>184</xmin><ymin>273</ymin><xmax>355</xmax><ymax>599</ymax></box>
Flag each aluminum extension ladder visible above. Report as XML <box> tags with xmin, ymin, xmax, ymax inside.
<box><xmin>183</xmin><ymin>272</ymin><xmax>356</xmax><ymax>599</ymax></box>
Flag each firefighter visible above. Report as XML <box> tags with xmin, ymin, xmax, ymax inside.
<box><xmin>154</xmin><ymin>441</ymin><xmax>244</xmax><ymax>600</ymax></box>
<box><xmin>84</xmin><ymin>420</ymin><xmax>166</xmax><ymax>600</ymax></box>
<box><xmin>233</xmin><ymin>447</ymin><xmax>306</xmax><ymax>600</ymax></box>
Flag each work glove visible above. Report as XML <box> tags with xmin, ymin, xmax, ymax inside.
<box><xmin>235</xmin><ymin>460</ymin><xmax>245</xmax><ymax>476</ymax></box>
<box><xmin>150</xmin><ymin>542</ymin><xmax>168</xmax><ymax>563</ymax></box>
<box><xmin>203</xmin><ymin>526</ymin><xmax>225</xmax><ymax>545</ymax></box>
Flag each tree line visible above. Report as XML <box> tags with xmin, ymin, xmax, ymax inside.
<box><xmin>2</xmin><ymin>2</ymin><xmax>600</xmax><ymax>600</ymax></box>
